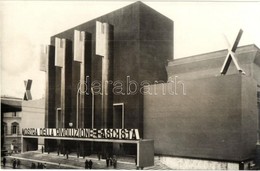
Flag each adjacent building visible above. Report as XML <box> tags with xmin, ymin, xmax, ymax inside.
<box><xmin>1</xmin><ymin>96</ymin><xmax>22</xmax><ymax>153</ymax></box>
<box><xmin>144</xmin><ymin>44</ymin><xmax>260</xmax><ymax>169</ymax></box>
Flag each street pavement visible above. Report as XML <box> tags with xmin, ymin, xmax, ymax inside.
<box><xmin>1</xmin><ymin>151</ymin><xmax>171</xmax><ymax>170</ymax></box>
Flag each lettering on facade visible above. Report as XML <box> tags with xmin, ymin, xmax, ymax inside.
<box><xmin>22</xmin><ymin>128</ymin><xmax>140</xmax><ymax>140</ymax></box>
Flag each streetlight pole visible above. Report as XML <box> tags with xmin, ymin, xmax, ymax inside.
<box><xmin>91</xmin><ymin>87</ymin><xmax>94</xmax><ymax>129</ymax></box>
<box><xmin>76</xmin><ymin>88</ymin><xmax>80</xmax><ymax>129</ymax></box>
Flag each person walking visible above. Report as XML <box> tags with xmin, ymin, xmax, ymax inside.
<box><xmin>89</xmin><ymin>160</ymin><xmax>93</xmax><ymax>169</ymax></box>
<box><xmin>106</xmin><ymin>157</ymin><xmax>109</xmax><ymax>167</ymax></box>
<box><xmin>66</xmin><ymin>150</ymin><xmax>69</xmax><ymax>159</ymax></box>
<box><xmin>12</xmin><ymin>159</ymin><xmax>16</xmax><ymax>169</ymax></box>
<box><xmin>113</xmin><ymin>158</ymin><xmax>117</xmax><ymax>169</ymax></box>
<box><xmin>85</xmin><ymin>160</ymin><xmax>89</xmax><ymax>169</ymax></box>
<box><xmin>37</xmin><ymin>162</ymin><xmax>41</xmax><ymax>169</ymax></box>
<box><xmin>16</xmin><ymin>159</ymin><xmax>21</xmax><ymax>169</ymax></box>
<box><xmin>3</xmin><ymin>157</ymin><xmax>6</xmax><ymax>167</ymax></box>
<box><xmin>98</xmin><ymin>153</ymin><xmax>101</xmax><ymax>161</ymax></box>
<box><xmin>109</xmin><ymin>157</ymin><xmax>113</xmax><ymax>166</ymax></box>
<box><xmin>57</xmin><ymin>147</ymin><xmax>60</xmax><ymax>156</ymax></box>
<box><xmin>31</xmin><ymin>163</ymin><xmax>35</xmax><ymax>169</ymax></box>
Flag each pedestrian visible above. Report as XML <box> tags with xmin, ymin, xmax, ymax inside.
<box><xmin>98</xmin><ymin>153</ymin><xmax>101</xmax><ymax>161</ymax></box>
<box><xmin>31</xmin><ymin>163</ymin><xmax>35</xmax><ymax>169</ymax></box>
<box><xmin>3</xmin><ymin>157</ymin><xmax>6</xmax><ymax>167</ymax></box>
<box><xmin>43</xmin><ymin>163</ymin><xmax>47</xmax><ymax>169</ymax></box>
<box><xmin>106</xmin><ymin>157</ymin><xmax>109</xmax><ymax>167</ymax></box>
<box><xmin>37</xmin><ymin>162</ymin><xmax>41</xmax><ymax>169</ymax></box>
<box><xmin>17</xmin><ymin>159</ymin><xmax>21</xmax><ymax>168</ymax></box>
<box><xmin>85</xmin><ymin>160</ymin><xmax>89</xmax><ymax>169</ymax></box>
<box><xmin>248</xmin><ymin>163</ymin><xmax>251</xmax><ymax>170</ymax></box>
<box><xmin>109</xmin><ymin>157</ymin><xmax>113</xmax><ymax>166</ymax></box>
<box><xmin>66</xmin><ymin>150</ymin><xmax>69</xmax><ymax>159</ymax></box>
<box><xmin>12</xmin><ymin>159</ymin><xmax>16</xmax><ymax>169</ymax></box>
<box><xmin>57</xmin><ymin>147</ymin><xmax>60</xmax><ymax>156</ymax></box>
<box><xmin>89</xmin><ymin>160</ymin><xmax>93</xmax><ymax>169</ymax></box>
<box><xmin>113</xmin><ymin>158</ymin><xmax>117</xmax><ymax>169</ymax></box>
<box><xmin>77</xmin><ymin>150</ymin><xmax>79</xmax><ymax>158</ymax></box>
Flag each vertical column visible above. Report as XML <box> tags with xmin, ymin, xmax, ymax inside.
<box><xmin>74</xmin><ymin>30</ymin><xmax>92</xmax><ymax>129</ymax></box>
<box><xmin>40</xmin><ymin>45</ymin><xmax>55</xmax><ymax>128</ymax></box>
<box><xmin>256</xmin><ymin>91</ymin><xmax>260</xmax><ymax>167</ymax></box>
<box><xmin>96</xmin><ymin>21</ymin><xmax>114</xmax><ymax>129</ymax></box>
<box><xmin>55</xmin><ymin>38</ymin><xmax>72</xmax><ymax>128</ymax></box>
<box><xmin>74</xmin><ymin>30</ymin><xmax>84</xmax><ymax>128</ymax></box>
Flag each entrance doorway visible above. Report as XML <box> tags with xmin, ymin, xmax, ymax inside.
<box><xmin>113</xmin><ymin>103</ymin><xmax>124</xmax><ymax>154</ymax></box>
<box><xmin>113</xmin><ymin>103</ymin><xmax>124</xmax><ymax>128</ymax></box>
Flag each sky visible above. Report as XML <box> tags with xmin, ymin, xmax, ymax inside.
<box><xmin>1</xmin><ymin>1</ymin><xmax>260</xmax><ymax>99</ymax></box>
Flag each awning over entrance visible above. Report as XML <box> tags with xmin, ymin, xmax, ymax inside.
<box><xmin>22</xmin><ymin>135</ymin><xmax>154</xmax><ymax>168</ymax></box>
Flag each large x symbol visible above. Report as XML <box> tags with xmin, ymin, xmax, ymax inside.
<box><xmin>220</xmin><ymin>29</ymin><xmax>245</xmax><ymax>75</ymax></box>
<box><xmin>24</xmin><ymin>79</ymin><xmax>32</xmax><ymax>100</ymax></box>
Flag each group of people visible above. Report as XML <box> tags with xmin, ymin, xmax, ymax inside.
<box><xmin>106</xmin><ymin>156</ymin><xmax>117</xmax><ymax>169</ymax></box>
<box><xmin>30</xmin><ymin>162</ymin><xmax>46</xmax><ymax>169</ymax></box>
<box><xmin>12</xmin><ymin>158</ymin><xmax>21</xmax><ymax>169</ymax></box>
<box><xmin>84</xmin><ymin>159</ymin><xmax>93</xmax><ymax>169</ymax></box>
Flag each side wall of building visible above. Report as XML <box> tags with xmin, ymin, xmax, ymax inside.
<box><xmin>241</xmin><ymin>76</ymin><xmax>258</xmax><ymax>160</ymax></box>
<box><xmin>143</xmin><ymin>74</ymin><xmax>257</xmax><ymax>161</ymax></box>
<box><xmin>21</xmin><ymin>98</ymin><xmax>45</xmax><ymax>147</ymax></box>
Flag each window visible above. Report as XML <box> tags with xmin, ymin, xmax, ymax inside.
<box><xmin>11</xmin><ymin>122</ymin><xmax>19</xmax><ymax>135</ymax></box>
<box><xmin>3</xmin><ymin>122</ymin><xmax>7</xmax><ymax>135</ymax></box>
<box><xmin>12</xmin><ymin>112</ymin><xmax>17</xmax><ymax>117</ymax></box>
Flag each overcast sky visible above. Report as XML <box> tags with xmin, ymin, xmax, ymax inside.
<box><xmin>1</xmin><ymin>1</ymin><xmax>260</xmax><ymax>99</ymax></box>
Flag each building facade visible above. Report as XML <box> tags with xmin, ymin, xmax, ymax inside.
<box><xmin>1</xmin><ymin>96</ymin><xmax>22</xmax><ymax>153</ymax></box>
<box><xmin>40</xmin><ymin>1</ymin><xmax>172</xmax><ymax>158</ymax></box>
<box><xmin>21</xmin><ymin>1</ymin><xmax>260</xmax><ymax>169</ymax></box>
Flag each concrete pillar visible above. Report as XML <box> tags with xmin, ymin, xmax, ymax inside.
<box><xmin>40</xmin><ymin>45</ymin><xmax>55</xmax><ymax>128</ymax></box>
<box><xmin>55</xmin><ymin>38</ymin><xmax>72</xmax><ymax>128</ymax></box>
<box><xmin>74</xmin><ymin>31</ymin><xmax>92</xmax><ymax>129</ymax></box>
<box><xmin>96</xmin><ymin>22</ymin><xmax>114</xmax><ymax>129</ymax></box>
<box><xmin>96</xmin><ymin>22</ymin><xmax>114</xmax><ymax>157</ymax></box>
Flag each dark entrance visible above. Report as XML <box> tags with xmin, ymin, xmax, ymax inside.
<box><xmin>113</xmin><ymin>103</ymin><xmax>124</xmax><ymax>154</ymax></box>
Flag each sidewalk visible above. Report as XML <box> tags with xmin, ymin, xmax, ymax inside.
<box><xmin>3</xmin><ymin>151</ymin><xmax>171</xmax><ymax>170</ymax></box>
<box><xmin>1</xmin><ymin>162</ymin><xmax>28</xmax><ymax>169</ymax></box>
